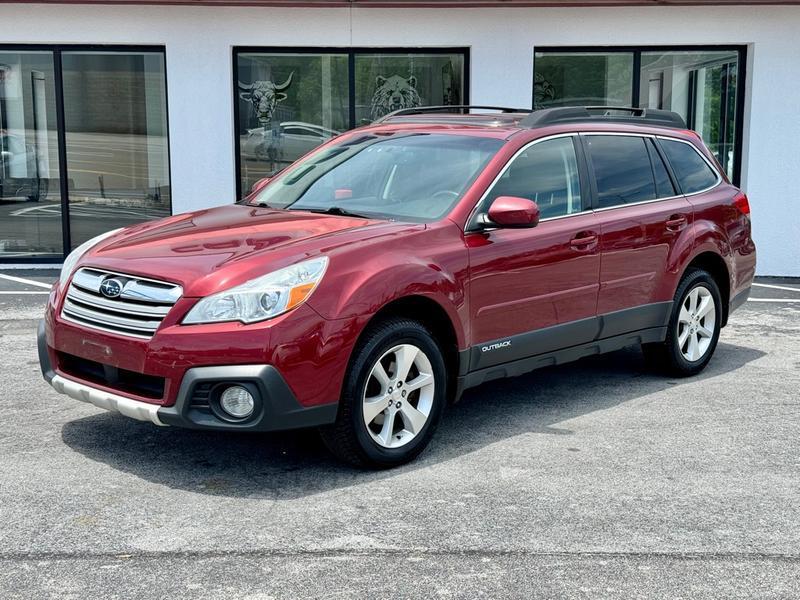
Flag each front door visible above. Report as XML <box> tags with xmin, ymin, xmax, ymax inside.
<box><xmin>466</xmin><ymin>135</ymin><xmax>600</xmax><ymax>370</ymax></box>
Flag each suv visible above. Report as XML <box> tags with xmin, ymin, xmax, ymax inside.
<box><xmin>38</xmin><ymin>106</ymin><xmax>756</xmax><ymax>468</ymax></box>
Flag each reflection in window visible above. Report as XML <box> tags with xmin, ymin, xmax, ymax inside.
<box><xmin>534</xmin><ymin>52</ymin><xmax>633</xmax><ymax>109</ymax></box>
<box><xmin>0</xmin><ymin>51</ymin><xmax>62</xmax><ymax>257</ymax></box>
<box><xmin>61</xmin><ymin>51</ymin><xmax>170</xmax><ymax>248</ymax></box>
<box><xmin>236</xmin><ymin>53</ymin><xmax>349</xmax><ymax>194</ymax></box>
<box><xmin>641</xmin><ymin>51</ymin><xmax>739</xmax><ymax>178</ymax></box>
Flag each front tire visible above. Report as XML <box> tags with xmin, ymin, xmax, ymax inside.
<box><xmin>320</xmin><ymin>317</ymin><xmax>447</xmax><ymax>468</ymax></box>
<box><xmin>643</xmin><ymin>268</ymin><xmax>722</xmax><ymax>377</ymax></box>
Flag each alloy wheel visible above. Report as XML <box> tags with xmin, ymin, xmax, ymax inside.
<box><xmin>362</xmin><ymin>343</ymin><xmax>435</xmax><ymax>449</ymax></box>
<box><xmin>677</xmin><ymin>285</ymin><xmax>717</xmax><ymax>362</ymax></box>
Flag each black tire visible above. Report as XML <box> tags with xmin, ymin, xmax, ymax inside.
<box><xmin>643</xmin><ymin>268</ymin><xmax>723</xmax><ymax>377</ymax></box>
<box><xmin>319</xmin><ymin>317</ymin><xmax>447</xmax><ymax>468</ymax></box>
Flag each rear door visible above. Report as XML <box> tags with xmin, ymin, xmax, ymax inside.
<box><xmin>584</xmin><ymin>133</ymin><xmax>693</xmax><ymax>335</ymax></box>
<box><xmin>466</xmin><ymin>134</ymin><xmax>601</xmax><ymax>370</ymax></box>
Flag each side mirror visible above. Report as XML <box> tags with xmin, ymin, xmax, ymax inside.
<box><xmin>249</xmin><ymin>176</ymin><xmax>271</xmax><ymax>195</ymax></box>
<box><xmin>486</xmin><ymin>196</ymin><xmax>540</xmax><ymax>228</ymax></box>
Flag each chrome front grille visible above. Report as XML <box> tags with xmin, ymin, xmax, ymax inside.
<box><xmin>61</xmin><ymin>268</ymin><xmax>182</xmax><ymax>339</ymax></box>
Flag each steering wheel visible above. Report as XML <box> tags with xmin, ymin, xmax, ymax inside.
<box><xmin>431</xmin><ymin>190</ymin><xmax>460</xmax><ymax>201</ymax></box>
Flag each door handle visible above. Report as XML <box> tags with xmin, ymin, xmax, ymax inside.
<box><xmin>570</xmin><ymin>233</ymin><xmax>598</xmax><ymax>248</ymax></box>
<box><xmin>666</xmin><ymin>214</ymin><xmax>688</xmax><ymax>231</ymax></box>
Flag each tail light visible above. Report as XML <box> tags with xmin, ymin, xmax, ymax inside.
<box><xmin>733</xmin><ymin>192</ymin><xmax>751</xmax><ymax>216</ymax></box>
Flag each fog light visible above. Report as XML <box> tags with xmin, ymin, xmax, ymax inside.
<box><xmin>219</xmin><ymin>386</ymin><xmax>255</xmax><ymax>419</ymax></box>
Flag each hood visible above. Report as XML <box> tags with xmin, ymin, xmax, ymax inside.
<box><xmin>80</xmin><ymin>204</ymin><xmax>419</xmax><ymax>297</ymax></box>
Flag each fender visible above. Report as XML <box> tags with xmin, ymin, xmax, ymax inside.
<box><xmin>306</xmin><ymin>221</ymin><xmax>469</xmax><ymax>349</ymax></box>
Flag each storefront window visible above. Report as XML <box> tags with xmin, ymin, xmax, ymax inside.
<box><xmin>534</xmin><ymin>47</ymin><xmax>744</xmax><ymax>183</ymax></box>
<box><xmin>640</xmin><ymin>50</ymin><xmax>739</xmax><ymax>178</ymax></box>
<box><xmin>234</xmin><ymin>48</ymin><xmax>468</xmax><ymax>199</ymax></box>
<box><xmin>0</xmin><ymin>51</ymin><xmax>62</xmax><ymax>258</ymax></box>
<box><xmin>0</xmin><ymin>46</ymin><xmax>170</xmax><ymax>261</ymax></box>
<box><xmin>354</xmin><ymin>53</ymin><xmax>464</xmax><ymax>125</ymax></box>
<box><xmin>61</xmin><ymin>51</ymin><xmax>171</xmax><ymax>248</ymax></box>
<box><xmin>236</xmin><ymin>52</ymin><xmax>349</xmax><ymax>196</ymax></box>
<box><xmin>534</xmin><ymin>52</ymin><xmax>633</xmax><ymax>109</ymax></box>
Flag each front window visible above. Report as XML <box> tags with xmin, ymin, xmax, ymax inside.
<box><xmin>480</xmin><ymin>136</ymin><xmax>583</xmax><ymax>220</ymax></box>
<box><xmin>248</xmin><ymin>133</ymin><xmax>502</xmax><ymax>222</ymax></box>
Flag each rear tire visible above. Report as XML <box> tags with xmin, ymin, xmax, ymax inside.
<box><xmin>643</xmin><ymin>268</ymin><xmax>722</xmax><ymax>377</ymax></box>
<box><xmin>319</xmin><ymin>317</ymin><xmax>447</xmax><ymax>468</ymax></box>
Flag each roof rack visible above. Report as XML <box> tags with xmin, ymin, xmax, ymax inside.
<box><xmin>374</xmin><ymin>104</ymin><xmax>687</xmax><ymax>130</ymax></box>
<box><xmin>520</xmin><ymin>106</ymin><xmax>686</xmax><ymax>129</ymax></box>
<box><xmin>377</xmin><ymin>105</ymin><xmax>530</xmax><ymax>122</ymax></box>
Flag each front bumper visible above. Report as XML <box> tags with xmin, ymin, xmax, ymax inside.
<box><xmin>38</xmin><ymin>321</ymin><xmax>338</xmax><ymax>431</ymax></box>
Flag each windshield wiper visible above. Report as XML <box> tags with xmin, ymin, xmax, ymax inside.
<box><xmin>293</xmin><ymin>206</ymin><xmax>371</xmax><ymax>219</ymax></box>
<box><xmin>235</xmin><ymin>199</ymin><xmax>273</xmax><ymax>208</ymax></box>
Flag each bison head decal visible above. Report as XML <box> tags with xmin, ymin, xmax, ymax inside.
<box><xmin>238</xmin><ymin>72</ymin><xmax>294</xmax><ymax>126</ymax></box>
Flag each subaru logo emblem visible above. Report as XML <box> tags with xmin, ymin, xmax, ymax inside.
<box><xmin>99</xmin><ymin>277</ymin><xmax>123</xmax><ymax>299</ymax></box>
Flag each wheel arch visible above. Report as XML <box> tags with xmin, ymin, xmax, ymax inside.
<box><xmin>353</xmin><ymin>295</ymin><xmax>463</xmax><ymax>402</ymax></box>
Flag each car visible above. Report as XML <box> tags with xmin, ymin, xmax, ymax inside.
<box><xmin>0</xmin><ymin>130</ymin><xmax>48</xmax><ymax>202</ymax></box>
<box><xmin>38</xmin><ymin>105</ymin><xmax>756</xmax><ymax>468</ymax></box>
<box><xmin>239</xmin><ymin>120</ymin><xmax>339</xmax><ymax>172</ymax></box>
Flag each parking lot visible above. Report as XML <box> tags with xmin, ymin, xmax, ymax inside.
<box><xmin>1</xmin><ymin>270</ymin><xmax>799</xmax><ymax>598</ymax></box>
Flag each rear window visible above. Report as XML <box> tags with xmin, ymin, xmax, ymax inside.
<box><xmin>660</xmin><ymin>138</ymin><xmax>719</xmax><ymax>194</ymax></box>
<box><xmin>586</xmin><ymin>135</ymin><xmax>656</xmax><ymax>208</ymax></box>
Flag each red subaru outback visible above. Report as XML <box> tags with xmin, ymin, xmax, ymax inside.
<box><xmin>39</xmin><ymin>106</ymin><xmax>756</xmax><ymax>467</ymax></box>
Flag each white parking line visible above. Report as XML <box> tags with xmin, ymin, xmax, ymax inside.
<box><xmin>748</xmin><ymin>298</ymin><xmax>800</xmax><ymax>303</ymax></box>
<box><xmin>752</xmin><ymin>282</ymin><xmax>800</xmax><ymax>293</ymax></box>
<box><xmin>0</xmin><ymin>274</ymin><xmax>53</xmax><ymax>289</ymax></box>
<box><xmin>0</xmin><ymin>291</ymin><xmax>50</xmax><ymax>295</ymax></box>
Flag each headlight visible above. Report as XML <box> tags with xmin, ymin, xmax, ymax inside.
<box><xmin>59</xmin><ymin>228</ymin><xmax>123</xmax><ymax>289</ymax></box>
<box><xmin>183</xmin><ymin>256</ymin><xmax>329</xmax><ymax>325</ymax></box>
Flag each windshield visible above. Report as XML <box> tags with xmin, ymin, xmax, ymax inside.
<box><xmin>248</xmin><ymin>133</ymin><xmax>503</xmax><ymax>221</ymax></box>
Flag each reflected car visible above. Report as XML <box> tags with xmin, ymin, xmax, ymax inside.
<box><xmin>0</xmin><ymin>131</ymin><xmax>48</xmax><ymax>202</ymax></box>
<box><xmin>239</xmin><ymin>121</ymin><xmax>339</xmax><ymax>166</ymax></box>
<box><xmin>39</xmin><ymin>106</ymin><xmax>756</xmax><ymax>468</ymax></box>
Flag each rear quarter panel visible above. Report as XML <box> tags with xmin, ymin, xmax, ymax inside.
<box><xmin>688</xmin><ymin>182</ymin><xmax>756</xmax><ymax>300</ymax></box>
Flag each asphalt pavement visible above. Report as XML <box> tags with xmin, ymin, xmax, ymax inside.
<box><xmin>1</xmin><ymin>271</ymin><xmax>799</xmax><ymax>598</ymax></box>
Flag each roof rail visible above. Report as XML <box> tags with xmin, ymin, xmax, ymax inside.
<box><xmin>376</xmin><ymin>105</ymin><xmax>531</xmax><ymax>122</ymax></box>
<box><xmin>520</xmin><ymin>106</ymin><xmax>686</xmax><ymax>129</ymax></box>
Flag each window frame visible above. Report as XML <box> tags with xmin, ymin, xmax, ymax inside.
<box><xmin>0</xmin><ymin>43</ymin><xmax>171</xmax><ymax>263</ymax></box>
<box><xmin>466</xmin><ymin>133</ymin><xmax>591</xmax><ymax>232</ymax></box>
<box><xmin>583</xmin><ymin>133</ymin><xmax>660</xmax><ymax>209</ymax></box>
<box><xmin>580</xmin><ymin>132</ymin><xmax>722</xmax><ymax>212</ymax></box>
<box><xmin>232</xmin><ymin>46</ymin><xmax>470</xmax><ymax>201</ymax></box>
<box><xmin>533</xmin><ymin>45</ymin><xmax>747</xmax><ymax>187</ymax></box>
<box><xmin>656</xmin><ymin>135</ymin><xmax>723</xmax><ymax>197</ymax></box>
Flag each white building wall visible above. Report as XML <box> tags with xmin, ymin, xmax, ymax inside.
<box><xmin>1</xmin><ymin>3</ymin><xmax>798</xmax><ymax>275</ymax></box>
